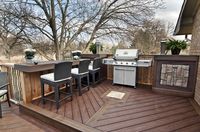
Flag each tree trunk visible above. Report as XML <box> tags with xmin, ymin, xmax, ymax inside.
<box><xmin>55</xmin><ymin>42</ymin><xmax>61</xmax><ymax>60</ymax></box>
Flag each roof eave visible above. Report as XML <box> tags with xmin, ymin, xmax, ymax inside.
<box><xmin>174</xmin><ymin>0</ymin><xmax>200</xmax><ymax>35</ymax></box>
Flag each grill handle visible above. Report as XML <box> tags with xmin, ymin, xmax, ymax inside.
<box><xmin>115</xmin><ymin>68</ymin><xmax>135</xmax><ymax>71</ymax></box>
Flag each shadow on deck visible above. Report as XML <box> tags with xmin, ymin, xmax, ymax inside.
<box><xmin>20</xmin><ymin>80</ymin><xmax>200</xmax><ymax>132</ymax></box>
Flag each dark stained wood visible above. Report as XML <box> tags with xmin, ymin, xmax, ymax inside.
<box><xmin>190</xmin><ymin>98</ymin><xmax>200</xmax><ymax>115</ymax></box>
<box><xmin>64</xmin><ymin>99</ymin><xmax>73</xmax><ymax>118</ymax></box>
<box><xmin>27</xmin><ymin>80</ymin><xmax>200</xmax><ymax>132</ymax></box>
<box><xmin>72</xmin><ymin>93</ymin><xmax>82</xmax><ymax>123</ymax></box>
<box><xmin>153</xmin><ymin>87</ymin><xmax>194</xmax><ymax>97</ymax></box>
<box><xmin>153</xmin><ymin>55</ymin><xmax>199</xmax><ymax>97</ymax></box>
<box><xmin>13</xmin><ymin>54</ymin><xmax>108</xmax><ymax>73</ymax></box>
<box><xmin>106</xmin><ymin>65</ymin><xmax>113</xmax><ymax>80</ymax></box>
<box><xmin>82</xmin><ymin>93</ymin><xmax>95</xmax><ymax>117</ymax></box>
<box><xmin>32</xmin><ymin>82</ymin><xmax>107</xmax><ymax>124</ymax></box>
<box><xmin>90</xmin><ymin>86</ymin><xmax>104</xmax><ymax>106</ymax></box>
<box><xmin>77</xmin><ymin>95</ymin><xmax>90</xmax><ymax>123</ymax></box>
<box><xmin>145</xmin><ymin>116</ymin><xmax>200</xmax><ymax>132</ymax></box>
<box><xmin>102</xmin><ymin>97</ymin><xmax>186</xmax><ymax>115</ymax></box>
<box><xmin>19</xmin><ymin>103</ymin><xmax>101</xmax><ymax>132</ymax></box>
<box><xmin>176</xmin><ymin>123</ymin><xmax>200</xmax><ymax>132</ymax></box>
<box><xmin>90</xmin><ymin>100</ymin><xmax>190</xmax><ymax>127</ymax></box>
<box><xmin>0</xmin><ymin>103</ymin><xmax>61</xmax><ymax>132</ymax></box>
<box><xmin>14</xmin><ymin>60</ymin><xmax>79</xmax><ymax>73</ymax></box>
<box><xmin>111</xmin><ymin>111</ymin><xmax>196</xmax><ymax>132</ymax></box>
<box><xmin>81</xmin><ymin>54</ymin><xmax>108</xmax><ymax>60</ymax></box>
<box><xmin>86</xmin><ymin>91</ymin><xmax>100</xmax><ymax>112</ymax></box>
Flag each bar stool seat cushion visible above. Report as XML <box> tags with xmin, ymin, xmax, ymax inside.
<box><xmin>89</xmin><ymin>65</ymin><xmax>100</xmax><ymax>71</ymax></box>
<box><xmin>0</xmin><ymin>90</ymin><xmax>7</xmax><ymax>96</ymax></box>
<box><xmin>71</xmin><ymin>68</ymin><xmax>88</xmax><ymax>75</ymax></box>
<box><xmin>41</xmin><ymin>73</ymin><xmax>71</xmax><ymax>82</ymax></box>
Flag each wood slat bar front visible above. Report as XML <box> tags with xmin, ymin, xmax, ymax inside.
<box><xmin>17</xmin><ymin>61</ymin><xmax>80</xmax><ymax>103</ymax></box>
<box><xmin>0</xmin><ymin>61</ymin><xmax>79</xmax><ymax>104</ymax></box>
<box><xmin>0</xmin><ymin>63</ymin><xmax>23</xmax><ymax>102</ymax></box>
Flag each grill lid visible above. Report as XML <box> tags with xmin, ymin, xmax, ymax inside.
<box><xmin>114</xmin><ymin>49</ymin><xmax>138</xmax><ymax>60</ymax></box>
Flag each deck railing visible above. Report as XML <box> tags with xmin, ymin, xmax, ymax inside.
<box><xmin>0</xmin><ymin>64</ymin><xmax>22</xmax><ymax>103</ymax></box>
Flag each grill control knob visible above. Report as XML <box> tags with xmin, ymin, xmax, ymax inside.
<box><xmin>132</xmin><ymin>63</ymin><xmax>134</xmax><ymax>65</ymax></box>
<box><xmin>121</xmin><ymin>62</ymin><xmax>123</xmax><ymax>64</ymax></box>
<box><xmin>126</xmin><ymin>62</ymin><xmax>128</xmax><ymax>64</ymax></box>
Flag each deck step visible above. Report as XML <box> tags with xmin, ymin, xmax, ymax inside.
<box><xmin>19</xmin><ymin>103</ymin><xmax>102</xmax><ymax>132</ymax></box>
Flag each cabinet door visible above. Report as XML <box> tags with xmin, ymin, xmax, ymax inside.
<box><xmin>124</xmin><ymin>67</ymin><xmax>136</xmax><ymax>86</ymax></box>
<box><xmin>113</xmin><ymin>66</ymin><xmax>124</xmax><ymax>84</ymax></box>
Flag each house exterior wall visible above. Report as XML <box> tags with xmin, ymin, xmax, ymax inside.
<box><xmin>190</xmin><ymin>6</ymin><xmax>200</xmax><ymax>106</ymax></box>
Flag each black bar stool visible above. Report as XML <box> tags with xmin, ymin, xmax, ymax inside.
<box><xmin>89</xmin><ymin>57</ymin><xmax>102</xmax><ymax>85</ymax></box>
<box><xmin>71</xmin><ymin>59</ymin><xmax>90</xmax><ymax>96</ymax></box>
<box><xmin>40</xmin><ymin>61</ymin><xmax>73</xmax><ymax>109</ymax></box>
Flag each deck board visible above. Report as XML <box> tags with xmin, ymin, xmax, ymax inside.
<box><xmin>88</xmin><ymin>100</ymin><xmax>191</xmax><ymax>127</ymax></box>
<box><xmin>82</xmin><ymin>93</ymin><xmax>96</xmax><ymax>117</ymax></box>
<box><xmin>72</xmin><ymin>93</ymin><xmax>82</xmax><ymax>123</ymax></box>
<box><xmin>176</xmin><ymin>123</ymin><xmax>200</xmax><ymax>132</ymax></box>
<box><xmin>32</xmin><ymin>80</ymin><xmax>200</xmax><ymax>132</ymax></box>
<box><xmin>0</xmin><ymin>103</ymin><xmax>60</xmax><ymax>132</ymax></box>
<box><xmin>77</xmin><ymin>95</ymin><xmax>90</xmax><ymax>123</ymax></box>
<box><xmin>145</xmin><ymin>116</ymin><xmax>200</xmax><ymax>132</ymax></box>
<box><xmin>64</xmin><ymin>99</ymin><xmax>73</xmax><ymax>118</ymax></box>
<box><xmin>86</xmin><ymin>91</ymin><xmax>100</xmax><ymax>112</ymax></box>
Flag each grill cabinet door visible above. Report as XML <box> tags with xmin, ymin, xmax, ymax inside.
<box><xmin>124</xmin><ymin>67</ymin><xmax>136</xmax><ymax>87</ymax></box>
<box><xmin>113</xmin><ymin>66</ymin><xmax>124</xmax><ymax>85</ymax></box>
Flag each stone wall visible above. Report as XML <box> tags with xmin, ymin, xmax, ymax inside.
<box><xmin>190</xmin><ymin>6</ymin><xmax>200</xmax><ymax>106</ymax></box>
<box><xmin>160</xmin><ymin>64</ymin><xmax>189</xmax><ymax>87</ymax></box>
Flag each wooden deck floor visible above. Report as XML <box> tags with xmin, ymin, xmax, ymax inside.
<box><xmin>0</xmin><ymin>103</ymin><xmax>61</xmax><ymax>132</ymax></box>
<box><xmin>32</xmin><ymin>80</ymin><xmax>200</xmax><ymax>132</ymax></box>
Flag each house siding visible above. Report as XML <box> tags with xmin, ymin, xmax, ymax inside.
<box><xmin>190</xmin><ymin>6</ymin><xmax>200</xmax><ymax>106</ymax></box>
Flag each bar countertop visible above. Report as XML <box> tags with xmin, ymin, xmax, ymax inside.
<box><xmin>13</xmin><ymin>60</ymin><xmax>79</xmax><ymax>73</ymax></box>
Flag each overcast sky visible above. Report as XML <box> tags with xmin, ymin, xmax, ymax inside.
<box><xmin>155</xmin><ymin>0</ymin><xmax>184</xmax><ymax>26</ymax></box>
<box><xmin>155</xmin><ymin>0</ymin><xmax>185</xmax><ymax>39</ymax></box>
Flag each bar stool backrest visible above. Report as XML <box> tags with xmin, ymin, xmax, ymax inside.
<box><xmin>54</xmin><ymin>61</ymin><xmax>72</xmax><ymax>81</ymax></box>
<box><xmin>93</xmin><ymin>58</ymin><xmax>102</xmax><ymax>69</ymax></box>
<box><xmin>0</xmin><ymin>72</ymin><xmax>8</xmax><ymax>88</ymax></box>
<box><xmin>78</xmin><ymin>59</ymin><xmax>90</xmax><ymax>74</ymax></box>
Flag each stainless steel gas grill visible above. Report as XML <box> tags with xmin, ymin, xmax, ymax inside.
<box><xmin>103</xmin><ymin>49</ymin><xmax>152</xmax><ymax>87</ymax></box>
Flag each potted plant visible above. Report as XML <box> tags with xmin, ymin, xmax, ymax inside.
<box><xmin>165</xmin><ymin>39</ymin><xmax>187</xmax><ymax>55</ymax></box>
<box><xmin>24</xmin><ymin>48</ymin><xmax>36</xmax><ymax>63</ymax></box>
<box><xmin>89</xmin><ymin>43</ymin><xmax>103</xmax><ymax>54</ymax></box>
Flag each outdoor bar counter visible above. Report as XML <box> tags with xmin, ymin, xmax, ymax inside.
<box><xmin>14</xmin><ymin>60</ymin><xmax>79</xmax><ymax>73</ymax></box>
<box><xmin>1</xmin><ymin>54</ymin><xmax>154</xmax><ymax>105</ymax></box>
<box><xmin>0</xmin><ymin>54</ymin><xmax>109</xmax><ymax>104</ymax></box>
<box><xmin>16</xmin><ymin>60</ymin><xmax>81</xmax><ymax>103</ymax></box>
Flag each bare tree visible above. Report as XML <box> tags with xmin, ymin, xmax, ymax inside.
<box><xmin>1</xmin><ymin>0</ymin><xmax>163</xmax><ymax>60</ymax></box>
<box><xmin>0</xmin><ymin>4</ymin><xmax>27</xmax><ymax>59</ymax></box>
<box><xmin>129</xmin><ymin>20</ymin><xmax>171</xmax><ymax>54</ymax></box>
